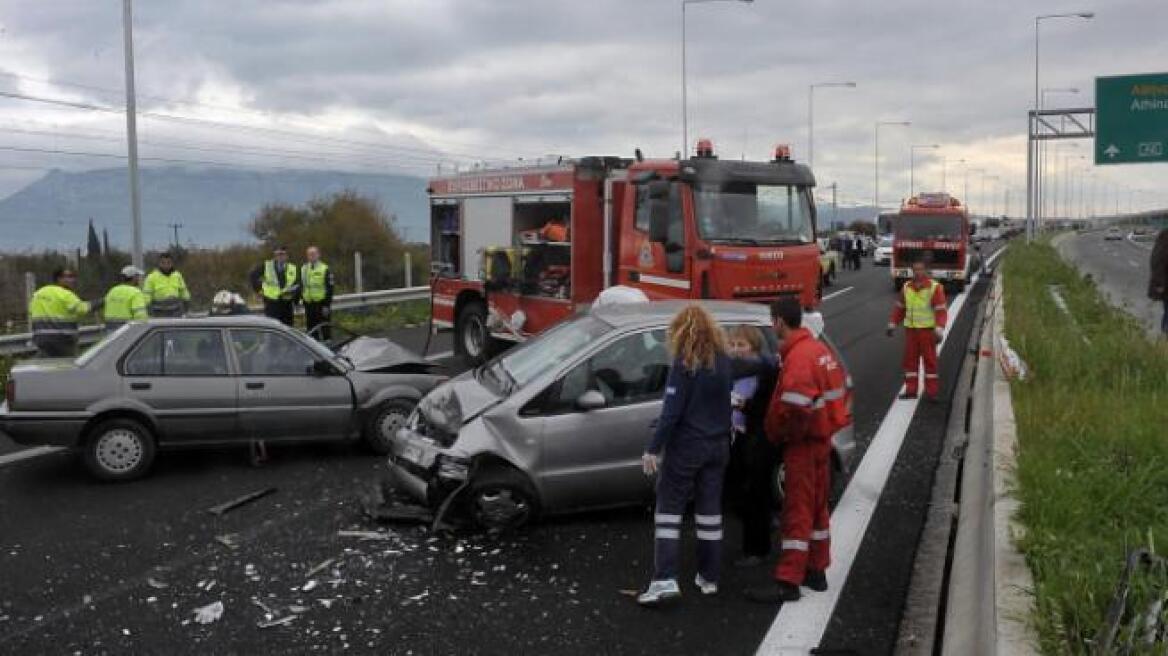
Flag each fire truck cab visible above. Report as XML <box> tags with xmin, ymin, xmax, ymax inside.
<box><xmin>428</xmin><ymin>142</ymin><xmax>822</xmax><ymax>365</ymax></box>
<box><xmin>891</xmin><ymin>192</ymin><xmax>973</xmax><ymax>292</ymax></box>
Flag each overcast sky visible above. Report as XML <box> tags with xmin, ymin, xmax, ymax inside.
<box><xmin>0</xmin><ymin>0</ymin><xmax>1166</xmax><ymax>217</ymax></box>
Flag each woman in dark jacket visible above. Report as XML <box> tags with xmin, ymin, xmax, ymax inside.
<box><xmin>637</xmin><ymin>305</ymin><xmax>733</xmax><ymax>606</ymax></box>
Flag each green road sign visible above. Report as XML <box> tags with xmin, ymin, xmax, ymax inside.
<box><xmin>1095</xmin><ymin>73</ymin><xmax>1168</xmax><ymax>165</ymax></box>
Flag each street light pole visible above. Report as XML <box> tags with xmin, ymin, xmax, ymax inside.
<box><xmin>968</xmin><ymin>167</ymin><xmax>985</xmax><ymax>216</ymax></box>
<box><xmin>942</xmin><ymin>158</ymin><xmax>964</xmax><ymax>195</ymax></box>
<box><xmin>808</xmin><ymin>81</ymin><xmax>856</xmax><ymax>170</ymax></box>
<box><xmin>122</xmin><ymin>0</ymin><xmax>143</xmax><ymax>269</ymax></box>
<box><xmin>1030</xmin><ymin>11</ymin><xmax>1093</xmax><ymax>241</ymax></box>
<box><xmin>909</xmin><ymin>144</ymin><xmax>939</xmax><ymax>198</ymax></box>
<box><xmin>874</xmin><ymin>120</ymin><xmax>910</xmax><ymax>212</ymax></box>
<box><xmin>681</xmin><ymin>0</ymin><xmax>753</xmax><ymax>156</ymax></box>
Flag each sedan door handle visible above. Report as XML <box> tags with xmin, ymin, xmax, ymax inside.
<box><xmin>245</xmin><ymin>382</ymin><xmax>265</xmax><ymax>390</ymax></box>
<box><xmin>130</xmin><ymin>382</ymin><xmax>151</xmax><ymax>391</ymax></box>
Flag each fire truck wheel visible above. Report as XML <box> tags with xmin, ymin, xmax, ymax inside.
<box><xmin>456</xmin><ymin>301</ymin><xmax>496</xmax><ymax>366</ymax></box>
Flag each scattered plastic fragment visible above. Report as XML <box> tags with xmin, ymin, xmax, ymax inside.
<box><xmin>305</xmin><ymin>558</ymin><xmax>335</xmax><ymax>579</ymax></box>
<box><xmin>302</xmin><ymin>580</ymin><xmax>319</xmax><ymax>592</ymax></box>
<box><xmin>997</xmin><ymin>335</ymin><xmax>1028</xmax><ymax>380</ymax></box>
<box><xmin>192</xmin><ymin>601</ymin><xmax>224</xmax><ymax>625</ymax></box>
<box><xmin>288</xmin><ymin>605</ymin><xmax>310</xmax><ymax>614</ymax></box>
<box><xmin>618</xmin><ymin>589</ymin><xmax>639</xmax><ymax>597</ymax></box>
<box><xmin>146</xmin><ymin>578</ymin><xmax>168</xmax><ymax>589</ymax></box>
<box><xmin>257</xmin><ymin>615</ymin><xmax>297</xmax><ymax>629</ymax></box>
<box><xmin>206</xmin><ymin>487</ymin><xmax>277</xmax><ymax>516</ymax></box>
<box><xmin>337</xmin><ymin>530</ymin><xmax>390</xmax><ymax>540</ymax></box>
<box><xmin>215</xmin><ymin>534</ymin><xmax>240</xmax><ymax>549</ymax></box>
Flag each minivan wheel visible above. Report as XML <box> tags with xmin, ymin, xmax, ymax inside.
<box><xmin>364</xmin><ymin>399</ymin><xmax>415</xmax><ymax>455</ymax></box>
<box><xmin>466</xmin><ymin>468</ymin><xmax>539</xmax><ymax>531</ymax></box>
<box><xmin>83</xmin><ymin>418</ymin><xmax>156</xmax><ymax>482</ymax></box>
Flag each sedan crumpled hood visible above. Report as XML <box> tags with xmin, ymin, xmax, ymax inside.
<box><xmin>336</xmin><ymin>337</ymin><xmax>442</xmax><ymax>374</ymax></box>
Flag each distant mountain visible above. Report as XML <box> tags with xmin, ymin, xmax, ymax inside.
<box><xmin>0</xmin><ymin>167</ymin><xmax>429</xmax><ymax>252</ymax></box>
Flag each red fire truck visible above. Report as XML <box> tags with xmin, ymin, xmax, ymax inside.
<box><xmin>427</xmin><ymin>141</ymin><xmax>822</xmax><ymax>365</ymax></box>
<box><xmin>891</xmin><ymin>192</ymin><xmax>973</xmax><ymax>292</ymax></box>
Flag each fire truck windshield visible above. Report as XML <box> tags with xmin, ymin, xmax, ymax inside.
<box><xmin>894</xmin><ymin>215</ymin><xmax>963</xmax><ymax>240</ymax></box>
<box><xmin>695</xmin><ymin>182</ymin><xmax>813</xmax><ymax>245</ymax></box>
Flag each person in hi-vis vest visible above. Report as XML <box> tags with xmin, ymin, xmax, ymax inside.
<box><xmin>300</xmin><ymin>246</ymin><xmax>335</xmax><ymax>341</ymax></box>
<box><xmin>886</xmin><ymin>261</ymin><xmax>948</xmax><ymax>401</ymax></box>
<box><xmin>249</xmin><ymin>245</ymin><xmax>299</xmax><ymax>327</ymax></box>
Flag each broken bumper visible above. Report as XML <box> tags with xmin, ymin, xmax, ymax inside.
<box><xmin>386</xmin><ymin>428</ymin><xmax>468</xmax><ymax>507</ymax></box>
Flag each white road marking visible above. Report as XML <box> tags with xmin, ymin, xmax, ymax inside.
<box><xmin>822</xmin><ymin>286</ymin><xmax>854</xmax><ymax>302</ymax></box>
<box><xmin>0</xmin><ymin>446</ymin><xmax>64</xmax><ymax>467</ymax></box>
<box><xmin>757</xmin><ymin>245</ymin><xmax>1005</xmax><ymax>654</ymax></box>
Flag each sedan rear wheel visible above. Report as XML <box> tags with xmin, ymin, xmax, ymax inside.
<box><xmin>364</xmin><ymin>399</ymin><xmax>415</xmax><ymax>455</ymax></box>
<box><xmin>83</xmin><ymin>418</ymin><xmax>156</xmax><ymax>482</ymax></box>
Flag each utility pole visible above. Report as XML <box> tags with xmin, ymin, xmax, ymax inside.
<box><xmin>166</xmin><ymin>222</ymin><xmax>184</xmax><ymax>249</ymax></box>
<box><xmin>122</xmin><ymin>0</ymin><xmax>144</xmax><ymax>269</ymax></box>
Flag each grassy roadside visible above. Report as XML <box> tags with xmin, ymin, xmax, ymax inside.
<box><xmin>327</xmin><ymin>299</ymin><xmax>431</xmax><ymax>336</ymax></box>
<box><xmin>1003</xmin><ymin>241</ymin><xmax>1168</xmax><ymax>653</ymax></box>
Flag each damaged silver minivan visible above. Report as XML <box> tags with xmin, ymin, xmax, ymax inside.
<box><xmin>386</xmin><ymin>301</ymin><xmax>855</xmax><ymax>529</ymax></box>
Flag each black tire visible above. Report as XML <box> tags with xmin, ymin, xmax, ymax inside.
<box><xmin>82</xmin><ymin>417</ymin><xmax>156</xmax><ymax>482</ymax></box>
<box><xmin>455</xmin><ymin>301</ymin><xmax>497</xmax><ymax>367</ymax></box>
<box><xmin>465</xmin><ymin>466</ymin><xmax>539</xmax><ymax>531</ymax></box>
<box><xmin>364</xmin><ymin>399</ymin><xmax>415</xmax><ymax>455</ymax></box>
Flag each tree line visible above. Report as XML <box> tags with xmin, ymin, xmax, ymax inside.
<box><xmin>0</xmin><ymin>191</ymin><xmax>429</xmax><ymax>329</ymax></box>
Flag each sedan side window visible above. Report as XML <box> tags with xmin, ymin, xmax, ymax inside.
<box><xmin>231</xmin><ymin>329</ymin><xmax>318</xmax><ymax>376</ymax></box>
<box><xmin>124</xmin><ymin>329</ymin><xmax>228</xmax><ymax>376</ymax></box>
<box><xmin>545</xmin><ymin>329</ymin><xmax>670</xmax><ymax>413</ymax></box>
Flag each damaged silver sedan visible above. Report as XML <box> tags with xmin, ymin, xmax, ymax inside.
<box><xmin>387</xmin><ymin>301</ymin><xmax>855</xmax><ymax>530</ymax></box>
<box><xmin>0</xmin><ymin>316</ymin><xmax>446</xmax><ymax>481</ymax></box>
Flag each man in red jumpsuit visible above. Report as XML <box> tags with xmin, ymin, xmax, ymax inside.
<box><xmin>747</xmin><ymin>298</ymin><xmax>852</xmax><ymax>604</ymax></box>
<box><xmin>887</xmin><ymin>261</ymin><xmax>948</xmax><ymax>401</ymax></box>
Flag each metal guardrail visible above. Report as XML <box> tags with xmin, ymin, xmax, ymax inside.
<box><xmin>0</xmin><ymin>286</ymin><xmax>430</xmax><ymax>357</ymax></box>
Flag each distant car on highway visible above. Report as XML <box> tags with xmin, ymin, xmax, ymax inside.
<box><xmin>1105</xmin><ymin>227</ymin><xmax>1123</xmax><ymax>241</ymax></box>
<box><xmin>873</xmin><ymin>235</ymin><xmax>893</xmax><ymax>265</ymax></box>
<box><xmin>0</xmin><ymin>316</ymin><xmax>446</xmax><ymax>481</ymax></box>
<box><xmin>385</xmin><ymin>301</ymin><xmax>855</xmax><ymax>530</ymax></box>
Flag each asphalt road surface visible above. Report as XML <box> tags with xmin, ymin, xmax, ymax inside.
<box><xmin>1056</xmin><ymin>231</ymin><xmax>1161</xmax><ymax>337</ymax></box>
<box><xmin>0</xmin><ymin>246</ymin><xmax>1003</xmax><ymax>655</ymax></box>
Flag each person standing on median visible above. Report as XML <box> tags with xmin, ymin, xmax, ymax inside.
<box><xmin>250</xmin><ymin>245</ymin><xmax>299</xmax><ymax>327</ymax></box>
<box><xmin>103</xmin><ymin>266</ymin><xmax>148</xmax><ymax>331</ymax></box>
<box><xmin>1150</xmin><ymin>227</ymin><xmax>1168</xmax><ymax>336</ymax></box>
<box><xmin>746</xmin><ymin>298</ymin><xmax>850</xmax><ymax>604</ymax></box>
<box><xmin>27</xmin><ymin>267</ymin><xmax>104</xmax><ymax>357</ymax></box>
<box><xmin>887</xmin><ymin>261</ymin><xmax>948</xmax><ymax>401</ymax></box>
<box><xmin>142</xmin><ymin>252</ymin><xmax>191</xmax><ymax>317</ymax></box>
<box><xmin>301</xmin><ymin>246</ymin><xmax>335</xmax><ymax>342</ymax></box>
<box><xmin>637</xmin><ymin>305</ymin><xmax>733</xmax><ymax>606</ymax></box>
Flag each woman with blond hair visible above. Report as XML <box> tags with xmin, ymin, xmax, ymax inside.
<box><xmin>637</xmin><ymin>305</ymin><xmax>733</xmax><ymax>606</ymax></box>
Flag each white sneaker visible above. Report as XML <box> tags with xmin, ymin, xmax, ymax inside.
<box><xmin>637</xmin><ymin>579</ymin><xmax>681</xmax><ymax>606</ymax></box>
<box><xmin>694</xmin><ymin>573</ymin><xmax>718</xmax><ymax>596</ymax></box>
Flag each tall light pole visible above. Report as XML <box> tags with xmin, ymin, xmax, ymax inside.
<box><xmin>1039</xmin><ymin>87</ymin><xmax>1079</xmax><ymax>222</ymax></box>
<box><xmin>874</xmin><ymin>120</ymin><xmax>910</xmax><ymax>211</ymax></box>
<box><xmin>942</xmin><ymin>157</ymin><xmax>964</xmax><ymax>195</ymax></box>
<box><xmin>122</xmin><ymin>0</ymin><xmax>143</xmax><ymax>268</ymax></box>
<box><xmin>808</xmin><ymin>81</ymin><xmax>856</xmax><ymax>170</ymax></box>
<box><xmin>987</xmin><ymin>176</ymin><xmax>1001</xmax><ymax>217</ymax></box>
<box><xmin>681</xmin><ymin>0</ymin><xmax>753</xmax><ymax>155</ymax></box>
<box><xmin>1030</xmin><ymin>11</ymin><xmax>1093</xmax><ymax>241</ymax></box>
<box><xmin>909</xmin><ymin>144</ymin><xmax>939</xmax><ymax>198</ymax></box>
<box><xmin>1059</xmin><ymin>150</ymin><xmax>1084</xmax><ymax>220</ymax></box>
<box><xmin>967</xmin><ymin>167</ymin><xmax>985</xmax><ymax>216</ymax></box>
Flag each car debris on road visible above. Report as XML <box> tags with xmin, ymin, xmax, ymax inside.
<box><xmin>206</xmin><ymin>487</ymin><xmax>277</xmax><ymax>516</ymax></box>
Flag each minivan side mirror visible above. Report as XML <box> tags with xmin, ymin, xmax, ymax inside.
<box><xmin>575</xmin><ymin>389</ymin><xmax>608</xmax><ymax>411</ymax></box>
<box><xmin>310</xmin><ymin>359</ymin><xmax>337</xmax><ymax>376</ymax></box>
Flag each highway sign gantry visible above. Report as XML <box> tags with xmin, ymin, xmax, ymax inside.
<box><xmin>1095</xmin><ymin>72</ymin><xmax>1168</xmax><ymax>165</ymax></box>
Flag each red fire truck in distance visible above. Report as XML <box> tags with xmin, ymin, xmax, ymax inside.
<box><xmin>891</xmin><ymin>192</ymin><xmax>973</xmax><ymax>292</ymax></box>
<box><xmin>427</xmin><ymin>141</ymin><xmax>822</xmax><ymax>365</ymax></box>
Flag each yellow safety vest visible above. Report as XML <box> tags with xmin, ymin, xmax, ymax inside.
<box><xmin>262</xmin><ymin>260</ymin><xmax>299</xmax><ymax>301</ymax></box>
<box><xmin>104</xmin><ymin>284</ymin><xmax>149</xmax><ymax>327</ymax></box>
<box><xmin>28</xmin><ymin>284</ymin><xmax>90</xmax><ymax>337</ymax></box>
<box><xmin>903</xmin><ymin>280</ymin><xmax>940</xmax><ymax>329</ymax></box>
<box><xmin>300</xmin><ymin>261</ymin><xmax>330</xmax><ymax>303</ymax></box>
<box><xmin>143</xmin><ymin>269</ymin><xmax>190</xmax><ymax>315</ymax></box>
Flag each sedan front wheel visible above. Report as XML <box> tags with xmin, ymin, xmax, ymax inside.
<box><xmin>82</xmin><ymin>418</ymin><xmax>156</xmax><ymax>482</ymax></box>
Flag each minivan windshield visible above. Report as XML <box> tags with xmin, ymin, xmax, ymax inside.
<box><xmin>497</xmin><ymin>315</ymin><xmax>612</xmax><ymax>389</ymax></box>
<box><xmin>695</xmin><ymin>182</ymin><xmax>814</xmax><ymax>245</ymax></box>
